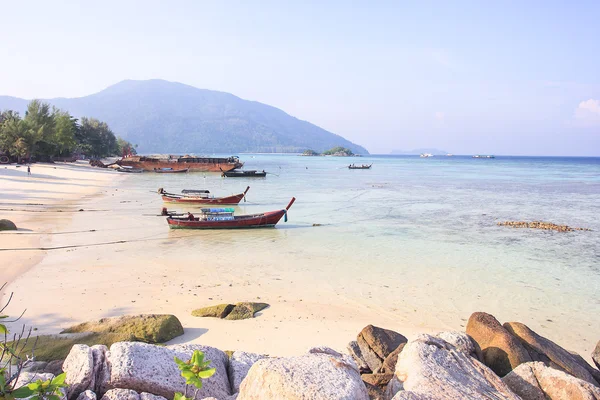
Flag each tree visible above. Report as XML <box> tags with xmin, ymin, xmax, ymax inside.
<box><xmin>23</xmin><ymin>100</ymin><xmax>55</xmax><ymax>159</ymax></box>
<box><xmin>78</xmin><ymin>117</ymin><xmax>118</xmax><ymax>157</ymax></box>
<box><xmin>52</xmin><ymin>109</ymin><xmax>78</xmax><ymax>157</ymax></box>
<box><xmin>116</xmin><ymin>137</ymin><xmax>137</xmax><ymax>157</ymax></box>
<box><xmin>0</xmin><ymin>113</ymin><xmax>34</xmax><ymax>161</ymax></box>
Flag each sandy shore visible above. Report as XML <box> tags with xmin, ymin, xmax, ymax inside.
<box><xmin>1</xmin><ymin>163</ymin><xmax>596</xmax><ymax>361</ymax></box>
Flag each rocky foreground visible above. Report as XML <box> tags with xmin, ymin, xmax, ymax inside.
<box><xmin>19</xmin><ymin>311</ymin><xmax>600</xmax><ymax>400</ymax></box>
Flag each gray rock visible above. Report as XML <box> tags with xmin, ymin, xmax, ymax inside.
<box><xmin>45</xmin><ymin>360</ymin><xmax>65</xmax><ymax>376</ymax></box>
<box><xmin>64</xmin><ymin>344</ymin><xmax>95</xmax><ymax>400</ymax></box>
<box><xmin>228</xmin><ymin>351</ymin><xmax>268</xmax><ymax>394</ymax></box>
<box><xmin>347</xmin><ymin>341</ymin><xmax>370</xmax><ymax>371</ymax></box>
<box><xmin>0</xmin><ymin>219</ymin><xmax>17</xmax><ymax>231</ymax></box>
<box><xmin>390</xmin><ymin>393</ymin><xmax>432</xmax><ymax>400</ymax></box>
<box><xmin>91</xmin><ymin>345</ymin><xmax>110</xmax><ymax>394</ymax></box>
<box><xmin>22</xmin><ymin>361</ymin><xmax>49</xmax><ymax>372</ymax></box>
<box><xmin>100</xmin><ymin>389</ymin><xmax>139</xmax><ymax>400</ymax></box>
<box><xmin>237</xmin><ymin>352</ymin><xmax>368</xmax><ymax>399</ymax></box>
<box><xmin>384</xmin><ymin>375</ymin><xmax>403</xmax><ymax>400</ymax></box>
<box><xmin>308</xmin><ymin>346</ymin><xmax>358</xmax><ymax>369</ymax></box>
<box><xmin>15</xmin><ymin>372</ymin><xmax>55</xmax><ymax>389</ymax></box>
<box><xmin>358</xmin><ymin>336</ymin><xmax>384</xmax><ymax>373</ymax></box>
<box><xmin>107</xmin><ymin>342</ymin><xmax>230</xmax><ymax>400</ymax></box>
<box><xmin>76</xmin><ymin>391</ymin><xmax>97</xmax><ymax>400</ymax></box>
<box><xmin>436</xmin><ymin>331</ymin><xmax>482</xmax><ymax>361</ymax></box>
<box><xmin>503</xmin><ymin>361</ymin><xmax>600</xmax><ymax>400</ymax></box>
<box><xmin>139</xmin><ymin>393</ymin><xmax>167</xmax><ymax>400</ymax></box>
<box><xmin>395</xmin><ymin>334</ymin><xmax>520</xmax><ymax>399</ymax></box>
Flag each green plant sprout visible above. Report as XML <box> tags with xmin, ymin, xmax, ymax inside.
<box><xmin>172</xmin><ymin>350</ymin><xmax>216</xmax><ymax>400</ymax></box>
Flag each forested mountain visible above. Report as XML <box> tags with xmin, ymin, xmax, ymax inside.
<box><xmin>0</xmin><ymin>80</ymin><xmax>368</xmax><ymax>154</ymax></box>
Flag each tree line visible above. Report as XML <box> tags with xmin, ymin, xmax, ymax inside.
<box><xmin>0</xmin><ymin>100</ymin><xmax>136</xmax><ymax>162</ymax></box>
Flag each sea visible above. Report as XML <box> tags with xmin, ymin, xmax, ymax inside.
<box><xmin>105</xmin><ymin>154</ymin><xmax>600</xmax><ymax>346</ymax></box>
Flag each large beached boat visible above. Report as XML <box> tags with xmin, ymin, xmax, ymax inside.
<box><xmin>117</xmin><ymin>155</ymin><xmax>243</xmax><ymax>172</ymax></box>
<box><xmin>158</xmin><ymin>186</ymin><xmax>250</xmax><ymax>205</ymax></box>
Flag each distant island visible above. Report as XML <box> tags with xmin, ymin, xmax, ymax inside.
<box><xmin>302</xmin><ymin>147</ymin><xmax>356</xmax><ymax>157</ymax></box>
<box><xmin>0</xmin><ymin>79</ymin><xmax>369</xmax><ymax>155</ymax></box>
<box><xmin>391</xmin><ymin>148</ymin><xmax>449</xmax><ymax>156</ymax></box>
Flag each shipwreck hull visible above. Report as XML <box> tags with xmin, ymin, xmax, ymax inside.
<box><xmin>118</xmin><ymin>157</ymin><xmax>242</xmax><ymax>172</ymax></box>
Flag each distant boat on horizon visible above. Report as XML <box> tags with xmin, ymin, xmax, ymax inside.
<box><xmin>420</xmin><ymin>153</ymin><xmax>434</xmax><ymax>158</ymax></box>
<box><xmin>473</xmin><ymin>155</ymin><xmax>495</xmax><ymax>159</ymax></box>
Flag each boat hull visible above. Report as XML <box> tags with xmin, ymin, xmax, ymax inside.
<box><xmin>167</xmin><ymin>210</ymin><xmax>286</xmax><ymax>229</ymax></box>
<box><xmin>162</xmin><ymin>193</ymin><xmax>246</xmax><ymax>205</ymax></box>
<box><xmin>154</xmin><ymin>168</ymin><xmax>189</xmax><ymax>173</ymax></box>
<box><xmin>119</xmin><ymin>157</ymin><xmax>243</xmax><ymax>172</ymax></box>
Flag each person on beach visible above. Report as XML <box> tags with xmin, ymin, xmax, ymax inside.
<box><xmin>27</xmin><ymin>165</ymin><xmax>31</xmax><ymax>175</ymax></box>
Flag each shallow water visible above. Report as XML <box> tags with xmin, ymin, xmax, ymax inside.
<box><xmin>104</xmin><ymin>155</ymin><xmax>600</xmax><ymax>342</ymax></box>
<box><xmin>8</xmin><ymin>155</ymin><xmax>600</xmax><ymax>354</ymax></box>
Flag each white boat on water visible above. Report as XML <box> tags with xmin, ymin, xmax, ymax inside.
<box><xmin>420</xmin><ymin>153</ymin><xmax>434</xmax><ymax>158</ymax></box>
<box><xmin>473</xmin><ymin>155</ymin><xmax>495</xmax><ymax>159</ymax></box>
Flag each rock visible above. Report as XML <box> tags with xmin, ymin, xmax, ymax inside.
<box><xmin>362</xmin><ymin>373</ymin><xmax>394</xmax><ymax>387</ymax></box>
<box><xmin>64</xmin><ymin>344</ymin><xmax>94</xmax><ymax>400</ymax></box>
<box><xmin>436</xmin><ymin>331</ymin><xmax>482</xmax><ymax>361</ymax></box>
<box><xmin>357</xmin><ymin>325</ymin><xmax>407</xmax><ymax>373</ymax></box>
<box><xmin>62</xmin><ymin>314</ymin><xmax>184</xmax><ymax>343</ymax></box>
<box><xmin>224</xmin><ymin>302</ymin><xmax>269</xmax><ymax>320</ymax></box>
<box><xmin>568</xmin><ymin>350</ymin><xmax>600</xmax><ymax>385</ymax></box>
<box><xmin>101</xmin><ymin>389</ymin><xmax>140</xmax><ymax>400</ymax></box>
<box><xmin>363</xmin><ymin>382</ymin><xmax>384</xmax><ymax>400</ymax></box>
<box><xmin>466</xmin><ymin>312</ymin><xmax>531</xmax><ymax>376</ymax></box>
<box><xmin>76</xmin><ymin>391</ymin><xmax>97</xmax><ymax>400</ymax></box>
<box><xmin>237</xmin><ymin>352</ymin><xmax>369</xmax><ymax>399</ymax></box>
<box><xmin>390</xmin><ymin>392</ymin><xmax>431</xmax><ymax>400</ymax></box>
<box><xmin>347</xmin><ymin>341</ymin><xmax>370</xmax><ymax>372</ymax></box>
<box><xmin>22</xmin><ymin>361</ymin><xmax>49</xmax><ymax>372</ymax></box>
<box><xmin>503</xmin><ymin>361</ymin><xmax>600</xmax><ymax>400</ymax></box>
<box><xmin>594</xmin><ymin>341</ymin><xmax>600</xmax><ymax>370</ymax></box>
<box><xmin>308</xmin><ymin>346</ymin><xmax>358</xmax><ymax>368</ymax></box>
<box><xmin>191</xmin><ymin>304</ymin><xmax>234</xmax><ymax>318</ymax></box>
<box><xmin>45</xmin><ymin>360</ymin><xmax>65</xmax><ymax>376</ymax></box>
<box><xmin>139</xmin><ymin>394</ymin><xmax>167</xmax><ymax>400</ymax></box>
<box><xmin>228</xmin><ymin>351</ymin><xmax>268</xmax><ymax>393</ymax></box>
<box><xmin>0</xmin><ymin>219</ymin><xmax>17</xmax><ymax>231</ymax></box>
<box><xmin>381</xmin><ymin>343</ymin><xmax>405</xmax><ymax>374</ymax></box>
<box><xmin>107</xmin><ymin>342</ymin><xmax>230</xmax><ymax>400</ymax></box>
<box><xmin>394</xmin><ymin>334</ymin><xmax>521</xmax><ymax>399</ymax></box>
<box><xmin>383</xmin><ymin>375</ymin><xmax>403</xmax><ymax>400</ymax></box>
<box><xmin>91</xmin><ymin>345</ymin><xmax>110</xmax><ymax>394</ymax></box>
<box><xmin>15</xmin><ymin>371</ymin><xmax>55</xmax><ymax>389</ymax></box>
<box><xmin>504</xmin><ymin>322</ymin><xmax>599</xmax><ymax>386</ymax></box>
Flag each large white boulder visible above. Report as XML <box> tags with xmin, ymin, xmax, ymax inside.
<box><xmin>237</xmin><ymin>348</ymin><xmax>368</xmax><ymax>399</ymax></box>
<box><xmin>392</xmin><ymin>334</ymin><xmax>520</xmax><ymax>399</ymax></box>
<box><xmin>227</xmin><ymin>351</ymin><xmax>268</xmax><ymax>394</ymax></box>
<box><xmin>107</xmin><ymin>342</ymin><xmax>230</xmax><ymax>400</ymax></box>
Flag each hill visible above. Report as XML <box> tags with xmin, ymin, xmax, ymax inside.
<box><xmin>0</xmin><ymin>80</ymin><xmax>368</xmax><ymax>155</ymax></box>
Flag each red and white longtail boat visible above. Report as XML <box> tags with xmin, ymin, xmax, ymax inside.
<box><xmin>158</xmin><ymin>187</ymin><xmax>250</xmax><ymax>205</ymax></box>
<box><xmin>166</xmin><ymin>198</ymin><xmax>296</xmax><ymax>229</ymax></box>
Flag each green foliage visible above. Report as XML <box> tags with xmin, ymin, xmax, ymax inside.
<box><xmin>0</xmin><ymin>101</ymin><xmax>122</xmax><ymax>161</ymax></box>
<box><xmin>321</xmin><ymin>146</ymin><xmax>354</xmax><ymax>156</ymax></box>
<box><xmin>17</xmin><ymin>373</ymin><xmax>67</xmax><ymax>400</ymax></box>
<box><xmin>173</xmin><ymin>350</ymin><xmax>216</xmax><ymax>400</ymax></box>
<box><xmin>302</xmin><ymin>149</ymin><xmax>319</xmax><ymax>156</ymax></box>
<box><xmin>116</xmin><ymin>137</ymin><xmax>137</xmax><ymax>156</ymax></box>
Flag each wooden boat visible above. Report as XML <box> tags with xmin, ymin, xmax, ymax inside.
<box><xmin>153</xmin><ymin>167</ymin><xmax>189</xmax><ymax>173</ymax></box>
<box><xmin>116</xmin><ymin>167</ymin><xmax>144</xmax><ymax>173</ymax></box>
<box><xmin>166</xmin><ymin>198</ymin><xmax>296</xmax><ymax>229</ymax></box>
<box><xmin>348</xmin><ymin>164</ymin><xmax>372</xmax><ymax>169</ymax></box>
<box><xmin>118</xmin><ymin>155</ymin><xmax>243</xmax><ymax>172</ymax></box>
<box><xmin>158</xmin><ymin>187</ymin><xmax>250</xmax><ymax>205</ymax></box>
<box><xmin>221</xmin><ymin>169</ymin><xmax>267</xmax><ymax>178</ymax></box>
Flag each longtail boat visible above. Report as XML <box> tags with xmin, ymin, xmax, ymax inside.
<box><xmin>166</xmin><ymin>198</ymin><xmax>296</xmax><ymax>229</ymax></box>
<box><xmin>158</xmin><ymin>187</ymin><xmax>250</xmax><ymax>205</ymax></box>
<box><xmin>348</xmin><ymin>164</ymin><xmax>372</xmax><ymax>169</ymax></box>
<box><xmin>116</xmin><ymin>167</ymin><xmax>144</xmax><ymax>173</ymax></box>
<box><xmin>154</xmin><ymin>167</ymin><xmax>189</xmax><ymax>173</ymax></box>
<box><xmin>221</xmin><ymin>169</ymin><xmax>267</xmax><ymax>178</ymax></box>
<box><xmin>118</xmin><ymin>155</ymin><xmax>243</xmax><ymax>172</ymax></box>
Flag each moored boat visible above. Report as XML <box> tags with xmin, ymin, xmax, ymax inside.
<box><xmin>166</xmin><ymin>197</ymin><xmax>296</xmax><ymax>229</ymax></box>
<box><xmin>221</xmin><ymin>169</ymin><xmax>267</xmax><ymax>178</ymax></box>
<box><xmin>348</xmin><ymin>164</ymin><xmax>372</xmax><ymax>169</ymax></box>
<box><xmin>116</xmin><ymin>166</ymin><xmax>144</xmax><ymax>173</ymax></box>
<box><xmin>154</xmin><ymin>167</ymin><xmax>189</xmax><ymax>173</ymax></box>
<box><xmin>118</xmin><ymin>155</ymin><xmax>243</xmax><ymax>172</ymax></box>
<box><xmin>158</xmin><ymin>186</ymin><xmax>250</xmax><ymax>205</ymax></box>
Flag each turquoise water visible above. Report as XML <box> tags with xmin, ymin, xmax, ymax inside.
<box><xmin>74</xmin><ymin>154</ymin><xmax>600</xmax><ymax>350</ymax></box>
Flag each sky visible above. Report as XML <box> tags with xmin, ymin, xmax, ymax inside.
<box><xmin>0</xmin><ymin>0</ymin><xmax>599</xmax><ymax>155</ymax></box>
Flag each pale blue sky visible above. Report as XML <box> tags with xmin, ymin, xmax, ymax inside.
<box><xmin>1</xmin><ymin>1</ymin><xmax>599</xmax><ymax>155</ymax></box>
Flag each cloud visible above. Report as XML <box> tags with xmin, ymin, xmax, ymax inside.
<box><xmin>575</xmin><ymin>99</ymin><xmax>600</xmax><ymax>125</ymax></box>
<box><xmin>434</xmin><ymin>111</ymin><xmax>445</xmax><ymax>120</ymax></box>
